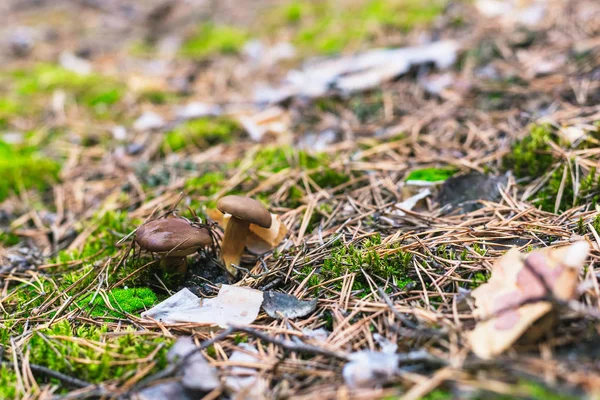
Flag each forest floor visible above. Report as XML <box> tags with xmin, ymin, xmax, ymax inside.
<box><xmin>1</xmin><ymin>0</ymin><xmax>600</xmax><ymax>399</ymax></box>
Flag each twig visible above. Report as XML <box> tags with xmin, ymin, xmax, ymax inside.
<box><xmin>1</xmin><ymin>361</ymin><xmax>93</xmax><ymax>388</ymax></box>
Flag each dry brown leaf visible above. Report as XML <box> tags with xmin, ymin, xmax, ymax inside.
<box><xmin>468</xmin><ymin>241</ymin><xmax>590</xmax><ymax>359</ymax></box>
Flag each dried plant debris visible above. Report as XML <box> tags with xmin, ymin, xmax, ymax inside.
<box><xmin>142</xmin><ymin>285</ymin><xmax>264</xmax><ymax>327</ymax></box>
<box><xmin>167</xmin><ymin>336</ymin><xmax>220</xmax><ymax>391</ymax></box>
<box><xmin>142</xmin><ymin>288</ymin><xmax>201</xmax><ymax>321</ymax></box>
<box><xmin>262</xmin><ymin>291</ymin><xmax>317</xmax><ymax>319</ymax></box>
<box><xmin>134</xmin><ymin>381</ymin><xmax>197</xmax><ymax>400</ymax></box>
<box><xmin>343</xmin><ymin>350</ymin><xmax>401</xmax><ymax>389</ymax></box>
<box><xmin>224</xmin><ymin>344</ymin><xmax>268</xmax><ymax>399</ymax></box>
<box><xmin>468</xmin><ymin>241</ymin><xmax>590</xmax><ymax>359</ymax></box>
<box><xmin>3</xmin><ymin>0</ymin><xmax>600</xmax><ymax>398</ymax></box>
<box><xmin>393</xmin><ymin>188</ymin><xmax>431</xmax><ymax>216</ymax></box>
<box><xmin>255</xmin><ymin>40</ymin><xmax>458</xmax><ymax>103</ymax></box>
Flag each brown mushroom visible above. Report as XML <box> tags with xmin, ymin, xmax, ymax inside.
<box><xmin>216</xmin><ymin>195</ymin><xmax>271</xmax><ymax>276</ymax></box>
<box><xmin>135</xmin><ymin>216</ymin><xmax>213</xmax><ymax>276</ymax></box>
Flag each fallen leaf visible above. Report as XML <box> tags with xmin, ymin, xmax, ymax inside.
<box><xmin>254</xmin><ymin>41</ymin><xmax>458</xmax><ymax>103</ymax></box>
<box><xmin>393</xmin><ymin>188</ymin><xmax>431</xmax><ymax>216</ymax></box>
<box><xmin>476</xmin><ymin>0</ymin><xmax>546</xmax><ymax>26</ymax></box>
<box><xmin>142</xmin><ymin>285</ymin><xmax>263</xmax><ymax>328</ymax></box>
<box><xmin>59</xmin><ymin>52</ymin><xmax>92</xmax><ymax>75</ymax></box>
<box><xmin>224</xmin><ymin>344</ymin><xmax>268</xmax><ymax>399</ymax></box>
<box><xmin>262</xmin><ymin>291</ymin><xmax>317</xmax><ymax>319</ymax></box>
<box><xmin>168</xmin><ymin>336</ymin><xmax>220</xmax><ymax>391</ymax></box>
<box><xmin>343</xmin><ymin>350</ymin><xmax>400</xmax><ymax>389</ymax></box>
<box><xmin>141</xmin><ymin>288</ymin><xmax>201</xmax><ymax>321</ymax></box>
<box><xmin>175</xmin><ymin>102</ymin><xmax>222</xmax><ymax>120</ymax></box>
<box><xmin>301</xmin><ymin>328</ymin><xmax>330</xmax><ymax>343</ymax></box>
<box><xmin>133</xmin><ymin>111</ymin><xmax>165</xmax><ymax>132</ymax></box>
<box><xmin>468</xmin><ymin>241</ymin><xmax>590</xmax><ymax>359</ymax></box>
<box><xmin>133</xmin><ymin>381</ymin><xmax>195</xmax><ymax>400</ymax></box>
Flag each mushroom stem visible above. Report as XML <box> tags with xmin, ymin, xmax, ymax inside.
<box><xmin>221</xmin><ymin>217</ymin><xmax>250</xmax><ymax>276</ymax></box>
<box><xmin>160</xmin><ymin>256</ymin><xmax>187</xmax><ymax>276</ymax></box>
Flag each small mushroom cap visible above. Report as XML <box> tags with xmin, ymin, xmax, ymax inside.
<box><xmin>135</xmin><ymin>217</ymin><xmax>212</xmax><ymax>257</ymax></box>
<box><xmin>217</xmin><ymin>195</ymin><xmax>272</xmax><ymax>228</ymax></box>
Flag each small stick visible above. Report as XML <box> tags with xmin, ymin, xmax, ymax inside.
<box><xmin>1</xmin><ymin>361</ymin><xmax>92</xmax><ymax>388</ymax></box>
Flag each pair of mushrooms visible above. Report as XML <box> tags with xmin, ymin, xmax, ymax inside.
<box><xmin>135</xmin><ymin>195</ymin><xmax>272</xmax><ymax>276</ymax></box>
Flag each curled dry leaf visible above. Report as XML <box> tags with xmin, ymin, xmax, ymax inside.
<box><xmin>208</xmin><ymin>208</ymin><xmax>287</xmax><ymax>254</ymax></box>
<box><xmin>468</xmin><ymin>241</ymin><xmax>590</xmax><ymax>359</ymax></box>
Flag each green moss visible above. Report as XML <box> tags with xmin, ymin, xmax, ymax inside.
<box><xmin>592</xmin><ymin>214</ymin><xmax>600</xmax><ymax>234</ymax></box>
<box><xmin>500</xmin><ymin>124</ymin><xmax>598</xmax><ymax>212</ymax></box>
<box><xmin>350</xmin><ymin>92</ymin><xmax>384</xmax><ymax>123</ymax></box>
<box><xmin>10</xmin><ymin>63</ymin><xmax>123</xmax><ymax>111</ymax></box>
<box><xmin>405</xmin><ymin>167</ymin><xmax>457</xmax><ymax>183</ymax></box>
<box><xmin>320</xmin><ymin>235</ymin><xmax>413</xmax><ymax>291</ymax></box>
<box><xmin>531</xmin><ymin>163</ymin><xmax>600</xmax><ymax>213</ymax></box>
<box><xmin>180</xmin><ymin>23</ymin><xmax>248</xmax><ymax>59</ymax></box>
<box><xmin>471</xmin><ymin>271</ymin><xmax>489</xmax><ymax>288</ymax></box>
<box><xmin>503</xmin><ymin>124</ymin><xmax>556</xmax><ymax>179</ymax></box>
<box><xmin>0</xmin><ymin>368</ymin><xmax>18</xmax><ymax>399</ymax></box>
<box><xmin>307</xmin><ymin>203</ymin><xmax>334</xmax><ymax>232</ymax></box>
<box><xmin>185</xmin><ymin>170</ymin><xmax>227</xmax><ymax>197</ymax></box>
<box><xmin>250</xmin><ymin>146</ymin><xmax>350</xmax><ymax>207</ymax></box>
<box><xmin>272</xmin><ymin>0</ymin><xmax>447</xmax><ymax>55</ymax></box>
<box><xmin>139</xmin><ymin>90</ymin><xmax>172</xmax><ymax>105</ymax></box>
<box><xmin>0</xmin><ymin>140</ymin><xmax>60</xmax><ymax>201</ymax></box>
<box><xmin>253</xmin><ymin>146</ymin><xmax>348</xmax><ymax>186</ymax></box>
<box><xmin>282</xmin><ymin>1</ymin><xmax>308</xmax><ymax>23</ymax></box>
<box><xmin>28</xmin><ymin>320</ymin><xmax>170</xmax><ymax>384</ymax></box>
<box><xmin>536</xmin><ymin>165</ymin><xmax>575</xmax><ymax>212</ymax></box>
<box><xmin>0</xmin><ymin>230</ymin><xmax>20</xmax><ymax>246</ymax></box>
<box><xmin>163</xmin><ymin>117</ymin><xmax>241</xmax><ymax>152</ymax></box>
<box><xmin>79</xmin><ymin>288</ymin><xmax>157</xmax><ymax>317</ymax></box>
<box><xmin>517</xmin><ymin>381</ymin><xmax>578</xmax><ymax>400</ymax></box>
<box><xmin>2</xmin><ymin>275</ymin><xmax>54</xmax><ymax>316</ymax></box>
<box><xmin>0</xmin><ymin>98</ymin><xmax>23</xmax><ymax>128</ymax></box>
<box><xmin>55</xmin><ymin>210</ymin><xmax>136</xmax><ymax>263</ymax></box>
<box><xmin>422</xmin><ymin>389</ymin><xmax>454</xmax><ymax>400</ymax></box>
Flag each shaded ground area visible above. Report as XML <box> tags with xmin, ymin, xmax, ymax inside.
<box><xmin>1</xmin><ymin>0</ymin><xmax>600</xmax><ymax>398</ymax></box>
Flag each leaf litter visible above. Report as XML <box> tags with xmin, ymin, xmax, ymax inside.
<box><xmin>1</xmin><ymin>0</ymin><xmax>600</xmax><ymax>399</ymax></box>
<box><xmin>469</xmin><ymin>241</ymin><xmax>591</xmax><ymax>359</ymax></box>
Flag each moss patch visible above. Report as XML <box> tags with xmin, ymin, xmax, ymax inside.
<box><xmin>185</xmin><ymin>170</ymin><xmax>227</xmax><ymax>200</ymax></box>
<box><xmin>503</xmin><ymin>124</ymin><xmax>600</xmax><ymax>212</ymax></box>
<box><xmin>0</xmin><ymin>369</ymin><xmax>18</xmax><ymax>400</ymax></box>
<box><xmin>269</xmin><ymin>0</ymin><xmax>448</xmax><ymax>54</ymax></box>
<box><xmin>79</xmin><ymin>287</ymin><xmax>158</xmax><ymax>317</ymax></box>
<box><xmin>11</xmin><ymin>63</ymin><xmax>123</xmax><ymax>112</ymax></box>
<box><xmin>180</xmin><ymin>23</ymin><xmax>249</xmax><ymax>59</ymax></box>
<box><xmin>163</xmin><ymin>117</ymin><xmax>242</xmax><ymax>152</ymax></box>
<box><xmin>305</xmin><ymin>235</ymin><xmax>414</xmax><ymax>292</ymax></box>
<box><xmin>503</xmin><ymin>124</ymin><xmax>556</xmax><ymax>179</ymax></box>
<box><xmin>0</xmin><ymin>140</ymin><xmax>60</xmax><ymax>201</ymax></box>
<box><xmin>55</xmin><ymin>210</ymin><xmax>137</xmax><ymax>263</ymax></box>
<box><xmin>28</xmin><ymin>320</ymin><xmax>170</xmax><ymax>384</ymax></box>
